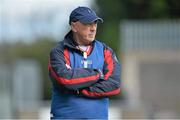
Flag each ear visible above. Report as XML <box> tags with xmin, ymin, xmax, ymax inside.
<box><xmin>71</xmin><ymin>22</ymin><xmax>77</xmax><ymax>32</ymax></box>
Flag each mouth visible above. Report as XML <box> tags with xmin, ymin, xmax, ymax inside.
<box><xmin>89</xmin><ymin>34</ymin><xmax>95</xmax><ymax>37</ymax></box>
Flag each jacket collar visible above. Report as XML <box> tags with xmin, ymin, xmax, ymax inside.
<box><xmin>63</xmin><ymin>30</ymin><xmax>78</xmax><ymax>49</ymax></box>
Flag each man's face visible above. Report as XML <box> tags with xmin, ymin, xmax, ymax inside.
<box><xmin>71</xmin><ymin>21</ymin><xmax>97</xmax><ymax>45</ymax></box>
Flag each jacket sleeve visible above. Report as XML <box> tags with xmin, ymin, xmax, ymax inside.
<box><xmin>81</xmin><ymin>46</ymin><xmax>121</xmax><ymax>98</ymax></box>
<box><xmin>48</xmin><ymin>45</ymin><xmax>100</xmax><ymax>90</ymax></box>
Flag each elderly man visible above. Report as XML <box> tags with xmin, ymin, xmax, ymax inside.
<box><xmin>48</xmin><ymin>6</ymin><xmax>121</xmax><ymax>119</ymax></box>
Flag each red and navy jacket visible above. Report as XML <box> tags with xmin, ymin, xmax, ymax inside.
<box><xmin>48</xmin><ymin>30</ymin><xmax>121</xmax><ymax>119</ymax></box>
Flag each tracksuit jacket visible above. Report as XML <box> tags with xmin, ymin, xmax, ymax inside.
<box><xmin>48</xmin><ymin>30</ymin><xmax>121</xmax><ymax>119</ymax></box>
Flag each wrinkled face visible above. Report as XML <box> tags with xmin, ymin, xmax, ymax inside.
<box><xmin>71</xmin><ymin>21</ymin><xmax>97</xmax><ymax>45</ymax></box>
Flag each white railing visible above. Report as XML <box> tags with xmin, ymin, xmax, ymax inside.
<box><xmin>120</xmin><ymin>20</ymin><xmax>180</xmax><ymax>51</ymax></box>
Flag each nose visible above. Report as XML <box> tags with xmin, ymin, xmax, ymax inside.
<box><xmin>90</xmin><ymin>23</ymin><xmax>97</xmax><ymax>32</ymax></box>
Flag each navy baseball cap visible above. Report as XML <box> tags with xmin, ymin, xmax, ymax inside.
<box><xmin>69</xmin><ymin>6</ymin><xmax>103</xmax><ymax>25</ymax></box>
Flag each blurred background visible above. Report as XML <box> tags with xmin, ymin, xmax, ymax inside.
<box><xmin>0</xmin><ymin>0</ymin><xmax>180</xmax><ymax>119</ymax></box>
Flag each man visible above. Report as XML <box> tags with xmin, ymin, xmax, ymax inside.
<box><xmin>48</xmin><ymin>6</ymin><xmax>121</xmax><ymax>119</ymax></box>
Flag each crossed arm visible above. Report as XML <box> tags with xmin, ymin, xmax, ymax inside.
<box><xmin>49</xmin><ymin>45</ymin><xmax>120</xmax><ymax>98</ymax></box>
<box><xmin>80</xmin><ymin>46</ymin><xmax>121</xmax><ymax>98</ymax></box>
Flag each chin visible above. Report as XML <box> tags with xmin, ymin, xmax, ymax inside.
<box><xmin>89</xmin><ymin>39</ymin><xmax>94</xmax><ymax>43</ymax></box>
<box><xmin>89</xmin><ymin>37</ymin><xmax>95</xmax><ymax>41</ymax></box>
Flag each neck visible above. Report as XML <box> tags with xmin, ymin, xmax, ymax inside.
<box><xmin>73</xmin><ymin>33</ymin><xmax>83</xmax><ymax>45</ymax></box>
<box><xmin>73</xmin><ymin>33</ymin><xmax>91</xmax><ymax>46</ymax></box>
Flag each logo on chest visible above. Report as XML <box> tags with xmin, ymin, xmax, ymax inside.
<box><xmin>81</xmin><ymin>60</ymin><xmax>92</xmax><ymax>68</ymax></box>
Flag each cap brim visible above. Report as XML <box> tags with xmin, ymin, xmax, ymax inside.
<box><xmin>79</xmin><ymin>15</ymin><xmax>103</xmax><ymax>24</ymax></box>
